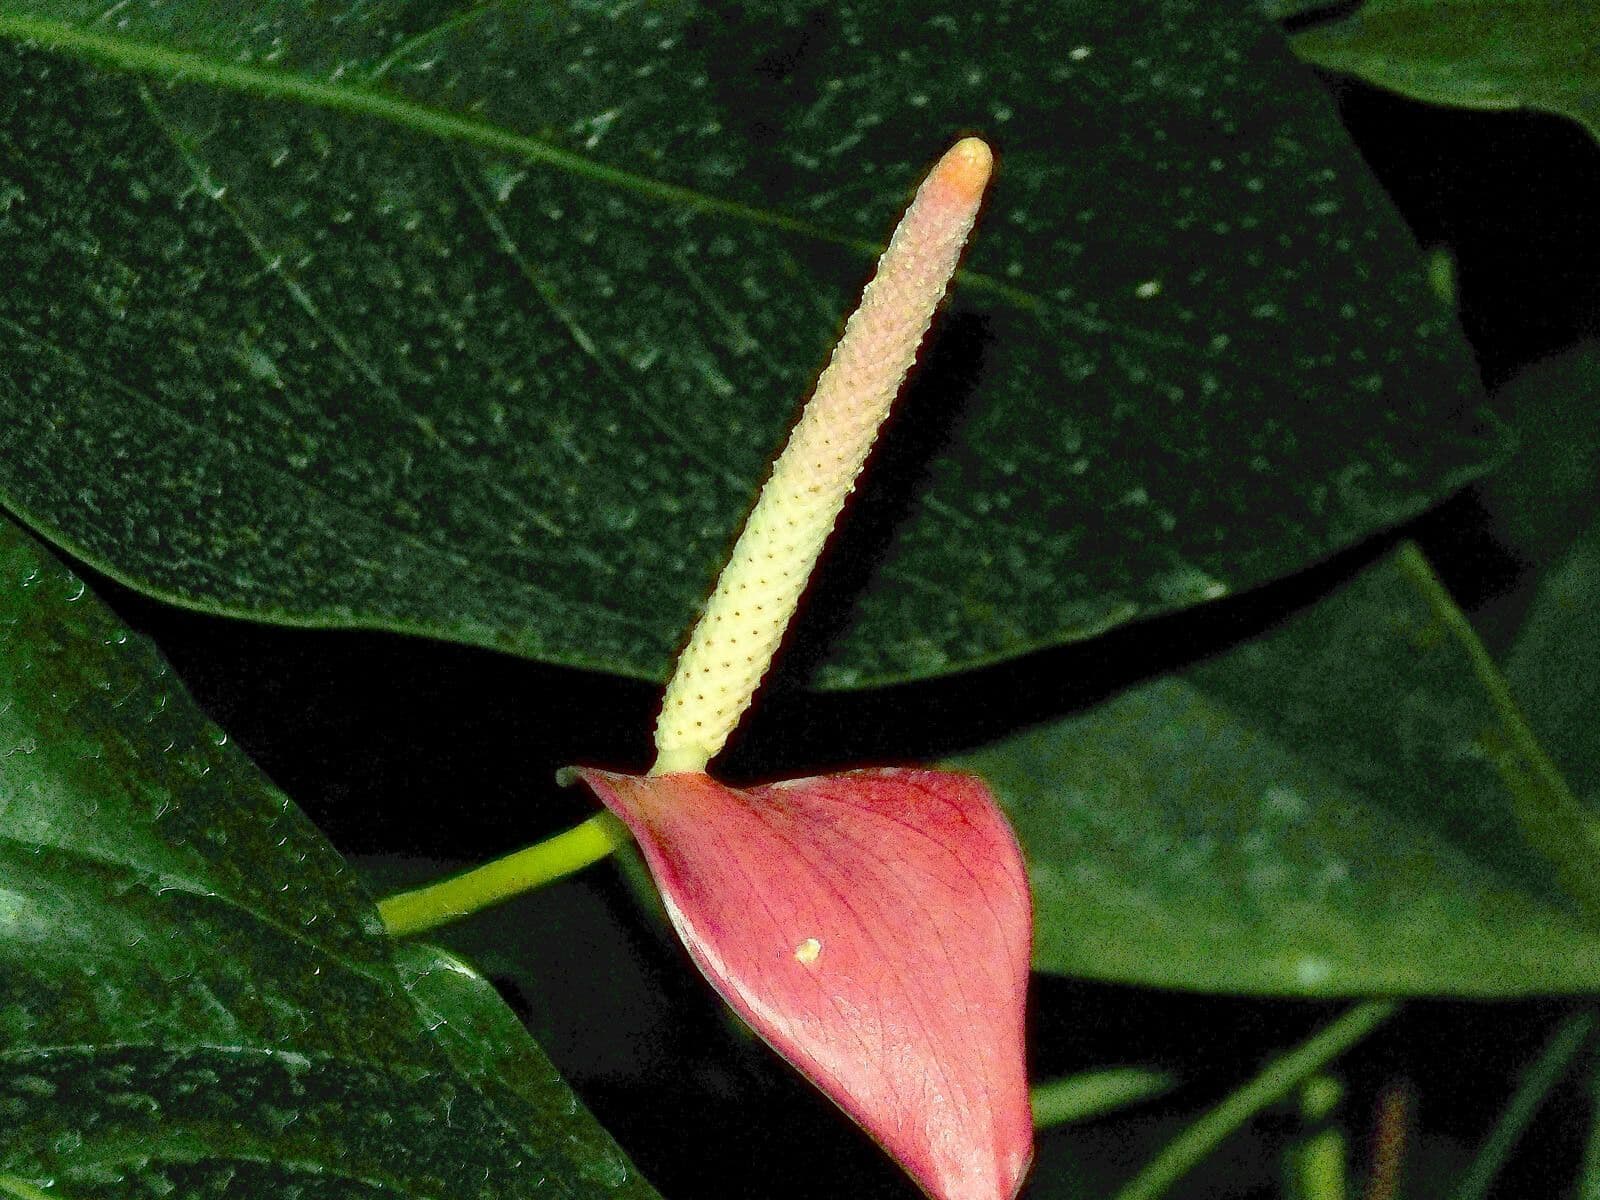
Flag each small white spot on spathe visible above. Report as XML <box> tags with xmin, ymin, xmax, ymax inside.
<box><xmin>794</xmin><ymin>937</ymin><xmax>822</xmax><ymax>964</ymax></box>
<box><xmin>1134</xmin><ymin>279</ymin><xmax>1162</xmax><ymax>299</ymax></box>
<box><xmin>1069</xmin><ymin>45</ymin><xmax>1092</xmax><ymax>61</ymax></box>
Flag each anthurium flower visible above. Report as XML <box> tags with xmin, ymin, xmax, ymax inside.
<box><xmin>576</xmin><ymin>767</ymin><xmax>1032</xmax><ymax>1200</ymax></box>
<box><xmin>574</xmin><ymin>139</ymin><xmax>1034</xmax><ymax>1200</ymax></box>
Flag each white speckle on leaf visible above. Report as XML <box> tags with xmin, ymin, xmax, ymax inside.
<box><xmin>0</xmin><ymin>888</ymin><xmax>25</xmax><ymax>926</ymax></box>
<box><xmin>1263</xmin><ymin>785</ymin><xmax>1306</xmax><ymax>821</ymax></box>
<box><xmin>1295</xmin><ymin>957</ymin><xmax>1333</xmax><ymax>988</ymax></box>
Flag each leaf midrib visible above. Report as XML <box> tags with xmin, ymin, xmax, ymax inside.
<box><xmin>0</xmin><ymin>13</ymin><xmax>1398</xmax><ymax>432</ymax></box>
<box><xmin>0</xmin><ymin>13</ymin><xmax>1069</xmax><ymax>307</ymax></box>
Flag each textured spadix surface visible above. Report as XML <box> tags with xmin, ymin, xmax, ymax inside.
<box><xmin>655</xmin><ymin>138</ymin><xmax>991</xmax><ymax>772</ymax></box>
<box><xmin>577</xmin><ymin>767</ymin><xmax>1034</xmax><ymax>1200</ymax></box>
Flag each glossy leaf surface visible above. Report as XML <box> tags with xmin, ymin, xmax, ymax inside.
<box><xmin>0</xmin><ymin>515</ymin><xmax>657</xmax><ymax>1199</ymax></box>
<box><xmin>958</xmin><ymin>544</ymin><xmax>1600</xmax><ymax>996</ymax></box>
<box><xmin>1292</xmin><ymin>0</ymin><xmax>1600</xmax><ymax>142</ymax></box>
<box><xmin>577</xmin><ymin>767</ymin><xmax>1033</xmax><ymax>1200</ymax></box>
<box><xmin>0</xmin><ymin>0</ymin><xmax>1493</xmax><ymax>686</ymax></box>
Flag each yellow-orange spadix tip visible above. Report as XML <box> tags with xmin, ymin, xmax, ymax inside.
<box><xmin>930</xmin><ymin>136</ymin><xmax>994</xmax><ymax>207</ymax></box>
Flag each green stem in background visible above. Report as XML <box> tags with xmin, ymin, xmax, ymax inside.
<box><xmin>1296</xmin><ymin>1124</ymin><xmax>1347</xmax><ymax>1200</ymax></box>
<box><xmin>1288</xmin><ymin>1076</ymin><xmax>1347</xmax><ymax>1200</ymax></box>
<box><xmin>0</xmin><ymin>1176</ymin><xmax>57</xmax><ymax>1200</ymax></box>
<box><xmin>1451</xmin><ymin>1009</ymin><xmax>1596</xmax><ymax>1200</ymax></box>
<box><xmin>1030</xmin><ymin>1067</ymin><xmax>1174</xmax><ymax>1130</ymax></box>
<box><xmin>1112</xmin><ymin>1000</ymin><xmax>1397</xmax><ymax>1200</ymax></box>
<box><xmin>378</xmin><ymin>812</ymin><xmax>627</xmax><ymax>937</ymax></box>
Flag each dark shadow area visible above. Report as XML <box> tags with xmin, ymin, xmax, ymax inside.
<box><xmin>76</xmin><ymin>564</ymin><xmax>660</xmax><ymax>858</ymax></box>
<box><xmin>1278</xmin><ymin>2</ymin><xmax>1364</xmax><ymax>35</ymax></box>
<box><xmin>1329</xmin><ymin>79</ymin><xmax>1600</xmax><ymax>389</ymax></box>
<box><xmin>683</xmin><ymin>6</ymin><xmax>841</xmax><ymax>198</ymax></box>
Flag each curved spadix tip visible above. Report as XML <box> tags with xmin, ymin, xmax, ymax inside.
<box><xmin>929</xmin><ymin>137</ymin><xmax>994</xmax><ymax>206</ymax></box>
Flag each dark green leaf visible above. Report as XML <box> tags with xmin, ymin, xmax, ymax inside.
<box><xmin>1291</xmin><ymin>0</ymin><xmax>1600</xmax><ymax>142</ymax></box>
<box><xmin>392</xmin><ymin>943</ymin><xmax>642</xmax><ymax>1194</ymax></box>
<box><xmin>0</xmin><ymin>1</ymin><xmax>1493</xmax><ymax>686</ymax></box>
<box><xmin>1507</xmin><ymin>516</ymin><xmax>1600</xmax><ymax>816</ymax></box>
<box><xmin>1483</xmin><ymin>343</ymin><xmax>1600</xmax><ymax>814</ymax></box>
<box><xmin>1479</xmin><ymin>344</ymin><xmax>1600</xmax><ymax>568</ymax></box>
<box><xmin>0</xmin><ymin>516</ymin><xmax>657</xmax><ymax>1199</ymax></box>
<box><xmin>954</xmin><ymin>545</ymin><xmax>1600</xmax><ymax>995</ymax></box>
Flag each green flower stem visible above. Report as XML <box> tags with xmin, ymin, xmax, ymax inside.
<box><xmin>378</xmin><ymin>812</ymin><xmax>628</xmax><ymax>937</ymax></box>
<box><xmin>1030</xmin><ymin>1067</ymin><xmax>1174</xmax><ymax>1130</ymax></box>
<box><xmin>1452</xmin><ymin>1009</ymin><xmax>1596</xmax><ymax>1200</ymax></box>
<box><xmin>1112</xmin><ymin>1000</ymin><xmax>1397</xmax><ymax>1200</ymax></box>
<box><xmin>0</xmin><ymin>1177</ymin><xmax>56</xmax><ymax>1200</ymax></box>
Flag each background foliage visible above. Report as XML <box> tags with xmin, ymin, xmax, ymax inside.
<box><xmin>2</xmin><ymin>0</ymin><xmax>1598</xmax><ymax>1198</ymax></box>
<box><xmin>0</xmin><ymin>0</ymin><xmax>1495</xmax><ymax>683</ymax></box>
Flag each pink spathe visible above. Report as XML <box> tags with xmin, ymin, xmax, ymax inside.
<box><xmin>577</xmin><ymin>765</ymin><xmax>1034</xmax><ymax>1200</ymax></box>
